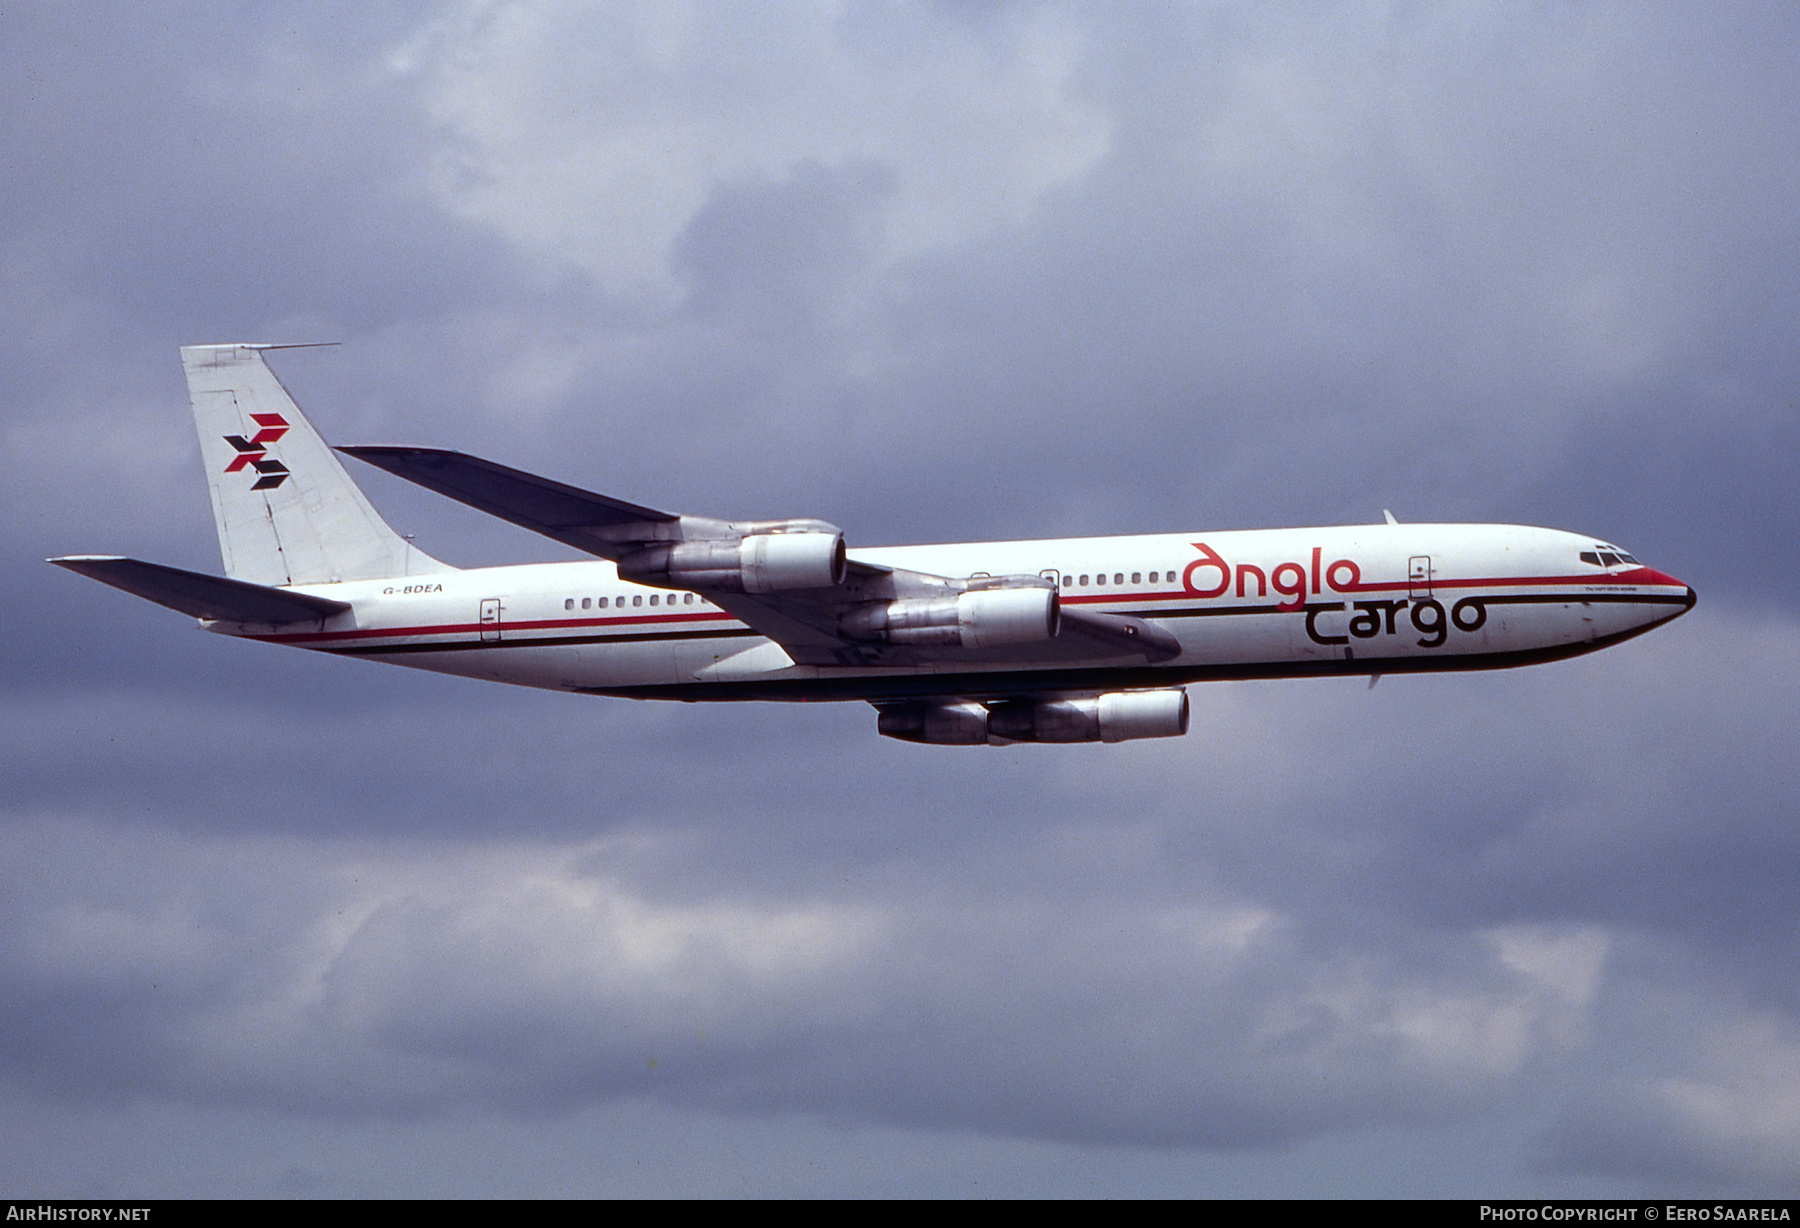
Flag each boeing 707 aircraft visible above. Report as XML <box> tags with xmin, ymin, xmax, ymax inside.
<box><xmin>51</xmin><ymin>345</ymin><xmax>1696</xmax><ymax>745</ymax></box>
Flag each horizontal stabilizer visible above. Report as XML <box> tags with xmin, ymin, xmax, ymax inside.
<box><xmin>49</xmin><ymin>556</ymin><xmax>351</xmax><ymax>624</ymax></box>
<box><xmin>340</xmin><ymin>447</ymin><xmax>673</xmax><ymax>557</ymax></box>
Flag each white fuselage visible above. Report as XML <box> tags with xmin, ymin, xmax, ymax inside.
<box><xmin>227</xmin><ymin>523</ymin><xmax>1694</xmax><ymax>703</ymax></box>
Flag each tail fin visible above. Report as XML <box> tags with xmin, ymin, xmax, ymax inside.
<box><xmin>181</xmin><ymin>344</ymin><xmax>450</xmax><ymax>585</ymax></box>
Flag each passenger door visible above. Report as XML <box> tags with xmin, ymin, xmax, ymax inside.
<box><xmin>1408</xmin><ymin>556</ymin><xmax>1433</xmax><ymax>600</ymax></box>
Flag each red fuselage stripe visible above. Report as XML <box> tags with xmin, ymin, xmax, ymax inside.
<box><xmin>250</xmin><ymin>569</ymin><xmax>1686</xmax><ymax>648</ymax></box>
<box><xmin>1060</xmin><ymin>568</ymin><xmax>1683</xmax><ymax>605</ymax></box>
<box><xmin>255</xmin><ymin>609</ymin><xmax>733</xmax><ymax>644</ymax></box>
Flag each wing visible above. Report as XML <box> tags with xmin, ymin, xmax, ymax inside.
<box><xmin>337</xmin><ymin>447</ymin><xmax>679</xmax><ymax>555</ymax></box>
<box><xmin>340</xmin><ymin>446</ymin><xmax>1178</xmax><ymax>667</ymax></box>
<box><xmin>696</xmin><ymin>574</ymin><xmax>1181</xmax><ymax>668</ymax></box>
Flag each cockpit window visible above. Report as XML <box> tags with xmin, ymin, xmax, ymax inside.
<box><xmin>1583</xmin><ymin>548</ymin><xmax>1641</xmax><ymax>567</ymax></box>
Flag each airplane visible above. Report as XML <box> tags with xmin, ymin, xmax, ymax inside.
<box><xmin>51</xmin><ymin>344</ymin><xmax>1697</xmax><ymax>745</ymax></box>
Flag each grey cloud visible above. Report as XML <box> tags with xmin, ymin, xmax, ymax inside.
<box><xmin>674</xmin><ymin>161</ymin><xmax>897</xmax><ymax>325</ymax></box>
<box><xmin>1540</xmin><ymin>983</ymin><xmax>1800</xmax><ymax>1193</ymax></box>
<box><xmin>0</xmin><ymin>815</ymin><xmax>1602</xmax><ymax>1146</ymax></box>
<box><xmin>0</xmin><ymin>610</ymin><xmax>1793</xmax><ymax>1163</ymax></box>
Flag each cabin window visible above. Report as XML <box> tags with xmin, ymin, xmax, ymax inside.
<box><xmin>1079</xmin><ymin>575</ymin><xmax>1089</xmax><ymax>586</ymax></box>
<box><xmin>1132</xmin><ymin>572</ymin><xmax>1142</xmax><ymax>584</ymax></box>
<box><xmin>633</xmin><ymin>595</ymin><xmax>642</xmax><ymax>607</ymax></box>
<box><xmin>1062</xmin><ymin>575</ymin><xmax>1073</xmax><ymax>586</ymax></box>
<box><xmin>1095</xmin><ymin>573</ymin><xmax>1106</xmax><ymax>586</ymax></box>
<box><xmin>581</xmin><ymin>597</ymin><xmax>591</xmax><ymax>609</ymax></box>
<box><xmin>564</xmin><ymin>598</ymin><xmax>574</xmax><ymax>610</ymax></box>
<box><xmin>650</xmin><ymin>594</ymin><xmax>659</xmax><ymax>605</ymax></box>
<box><xmin>597</xmin><ymin>597</ymin><xmax>608</xmax><ymax>608</ymax></box>
<box><xmin>1114</xmin><ymin>573</ymin><xmax>1124</xmax><ymax>585</ymax></box>
<box><xmin>684</xmin><ymin>593</ymin><xmax>694</xmax><ymax>604</ymax></box>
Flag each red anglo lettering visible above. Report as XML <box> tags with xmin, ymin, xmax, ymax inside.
<box><xmin>1271</xmin><ymin>562</ymin><xmax>1307</xmax><ymax>610</ymax></box>
<box><xmin>1311</xmin><ymin>546</ymin><xmax>1322</xmax><ymax>595</ymax></box>
<box><xmin>1326</xmin><ymin>559</ymin><xmax>1362</xmax><ymax>591</ymax></box>
<box><xmin>1236</xmin><ymin>564</ymin><xmax>1267</xmax><ymax>597</ymax></box>
<box><xmin>1184</xmin><ymin>542</ymin><xmax>1230</xmax><ymax>598</ymax></box>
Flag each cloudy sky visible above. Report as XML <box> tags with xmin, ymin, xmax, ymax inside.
<box><xmin>3</xmin><ymin>0</ymin><xmax>1797</xmax><ymax>1198</ymax></box>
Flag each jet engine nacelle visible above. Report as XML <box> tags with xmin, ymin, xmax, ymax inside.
<box><xmin>840</xmin><ymin>587</ymin><xmax>1059</xmax><ymax>649</ymax></box>
<box><xmin>878</xmin><ymin>689</ymin><xmax>1189</xmax><ymax>745</ymax></box>
<box><xmin>876</xmin><ymin>700</ymin><xmax>990</xmax><ymax>745</ymax></box>
<box><xmin>987</xmin><ymin>689</ymin><xmax>1190</xmax><ymax>743</ymax></box>
<box><xmin>618</xmin><ymin>531</ymin><xmax>846</xmax><ymax>593</ymax></box>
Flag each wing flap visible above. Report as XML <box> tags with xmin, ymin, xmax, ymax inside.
<box><xmin>703</xmin><ymin>589</ymin><xmax>851</xmax><ymax>663</ymax></box>
<box><xmin>883</xmin><ymin>609</ymin><xmax>1181</xmax><ymax>667</ymax></box>
<box><xmin>50</xmin><ymin>556</ymin><xmax>351</xmax><ymax>624</ymax></box>
<box><xmin>1056</xmin><ymin>608</ymin><xmax>1183</xmax><ymax>663</ymax></box>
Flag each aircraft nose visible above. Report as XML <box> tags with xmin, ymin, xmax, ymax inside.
<box><xmin>1632</xmin><ymin>566</ymin><xmax>1696</xmax><ymax>619</ymax></box>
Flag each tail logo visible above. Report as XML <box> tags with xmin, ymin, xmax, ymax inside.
<box><xmin>223</xmin><ymin>414</ymin><xmax>291</xmax><ymax>490</ymax></box>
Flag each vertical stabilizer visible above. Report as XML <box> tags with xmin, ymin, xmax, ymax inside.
<box><xmin>182</xmin><ymin>345</ymin><xmax>450</xmax><ymax>585</ymax></box>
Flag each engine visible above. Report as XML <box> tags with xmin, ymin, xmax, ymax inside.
<box><xmin>840</xmin><ymin>587</ymin><xmax>1059</xmax><ymax>649</ymax></box>
<box><xmin>988</xmin><ymin>690</ymin><xmax>1189</xmax><ymax>743</ymax></box>
<box><xmin>876</xmin><ymin>701</ymin><xmax>990</xmax><ymax>745</ymax></box>
<box><xmin>879</xmin><ymin>689</ymin><xmax>1189</xmax><ymax>745</ymax></box>
<box><xmin>617</xmin><ymin>531</ymin><xmax>846</xmax><ymax>593</ymax></box>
